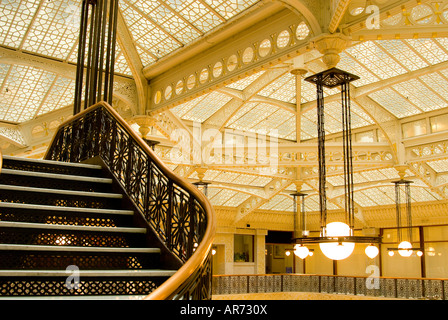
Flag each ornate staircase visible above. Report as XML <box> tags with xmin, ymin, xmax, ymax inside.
<box><xmin>0</xmin><ymin>102</ymin><xmax>215</xmax><ymax>299</ymax></box>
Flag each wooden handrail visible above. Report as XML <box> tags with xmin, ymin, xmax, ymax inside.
<box><xmin>45</xmin><ymin>101</ymin><xmax>216</xmax><ymax>300</ymax></box>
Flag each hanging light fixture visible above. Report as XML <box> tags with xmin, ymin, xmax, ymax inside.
<box><xmin>365</xmin><ymin>244</ymin><xmax>379</xmax><ymax>259</ymax></box>
<box><xmin>290</xmin><ymin>192</ymin><xmax>312</xmax><ymax>259</ymax></box>
<box><xmin>319</xmin><ymin>222</ymin><xmax>355</xmax><ymax>260</ymax></box>
<box><xmin>294</xmin><ymin>244</ymin><xmax>310</xmax><ymax>259</ymax></box>
<box><xmin>292</xmin><ymin>68</ymin><xmax>381</xmax><ymax>260</ymax></box>
<box><xmin>387</xmin><ymin>179</ymin><xmax>422</xmax><ymax>257</ymax></box>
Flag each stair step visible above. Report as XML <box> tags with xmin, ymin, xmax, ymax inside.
<box><xmin>0</xmin><ymin>244</ymin><xmax>159</xmax><ymax>253</ymax></box>
<box><xmin>0</xmin><ymin>269</ymin><xmax>176</xmax><ymax>277</ymax></box>
<box><xmin>0</xmin><ymin>184</ymin><xmax>122</xmax><ymax>199</ymax></box>
<box><xmin>0</xmin><ymin>202</ymin><xmax>134</xmax><ymax>216</ymax></box>
<box><xmin>0</xmin><ymin>168</ymin><xmax>112</xmax><ymax>184</ymax></box>
<box><xmin>0</xmin><ymin>221</ymin><xmax>146</xmax><ymax>234</ymax></box>
<box><xmin>2</xmin><ymin>156</ymin><xmax>102</xmax><ymax>170</ymax></box>
<box><xmin>0</xmin><ymin>295</ymin><xmax>148</xmax><ymax>300</ymax></box>
<box><xmin>0</xmin><ymin>157</ymin><xmax>177</xmax><ymax>297</ymax></box>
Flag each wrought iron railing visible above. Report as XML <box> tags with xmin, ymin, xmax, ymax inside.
<box><xmin>213</xmin><ymin>274</ymin><xmax>448</xmax><ymax>300</ymax></box>
<box><xmin>45</xmin><ymin>101</ymin><xmax>215</xmax><ymax>300</ymax></box>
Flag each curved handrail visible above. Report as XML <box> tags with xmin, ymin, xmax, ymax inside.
<box><xmin>45</xmin><ymin>101</ymin><xmax>216</xmax><ymax>300</ymax></box>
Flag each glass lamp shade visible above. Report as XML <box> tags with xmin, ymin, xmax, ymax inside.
<box><xmin>398</xmin><ymin>241</ymin><xmax>413</xmax><ymax>257</ymax></box>
<box><xmin>365</xmin><ymin>245</ymin><xmax>379</xmax><ymax>259</ymax></box>
<box><xmin>319</xmin><ymin>222</ymin><xmax>355</xmax><ymax>260</ymax></box>
<box><xmin>293</xmin><ymin>244</ymin><xmax>310</xmax><ymax>259</ymax></box>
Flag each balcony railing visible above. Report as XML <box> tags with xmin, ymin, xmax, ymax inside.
<box><xmin>212</xmin><ymin>274</ymin><xmax>447</xmax><ymax>300</ymax></box>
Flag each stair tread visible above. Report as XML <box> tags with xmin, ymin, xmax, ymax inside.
<box><xmin>0</xmin><ymin>269</ymin><xmax>177</xmax><ymax>277</ymax></box>
<box><xmin>2</xmin><ymin>156</ymin><xmax>102</xmax><ymax>170</ymax></box>
<box><xmin>0</xmin><ymin>295</ymin><xmax>147</xmax><ymax>300</ymax></box>
<box><xmin>0</xmin><ymin>184</ymin><xmax>122</xmax><ymax>198</ymax></box>
<box><xmin>0</xmin><ymin>221</ymin><xmax>146</xmax><ymax>234</ymax></box>
<box><xmin>0</xmin><ymin>201</ymin><xmax>134</xmax><ymax>215</ymax></box>
<box><xmin>0</xmin><ymin>244</ymin><xmax>159</xmax><ymax>253</ymax></box>
<box><xmin>1</xmin><ymin>168</ymin><xmax>112</xmax><ymax>183</ymax></box>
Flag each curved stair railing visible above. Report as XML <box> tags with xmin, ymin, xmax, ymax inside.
<box><xmin>45</xmin><ymin>101</ymin><xmax>215</xmax><ymax>300</ymax></box>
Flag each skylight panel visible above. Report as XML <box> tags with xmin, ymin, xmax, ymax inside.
<box><xmin>259</xmin><ymin>195</ymin><xmax>289</xmax><ymax>211</ymax></box>
<box><xmin>209</xmin><ymin>189</ymin><xmax>238</xmax><ymax>206</ymax></box>
<box><xmin>259</xmin><ymin>73</ymin><xmax>296</xmax><ymax>103</ymax></box>
<box><xmin>213</xmin><ymin>171</ymin><xmax>242</xmax><ymax>183</ymax></box>
<box><xmin>0</xmin><ymin>0</ymin><xmax>39</xmax><ymax>48</ymax></box>
<box><xmin>392</xmin><ymin>78</ymin><xmax>447</xmax><ymax>112</ymax></box>
<box><xmin>170</xmin><ymin>0</ymin><xmax>223</xmax><ymax>33</ymax></box>
<box><xmin>409</xmin><ymin>187</ymin><xmax>440</xmax><ymax>202</ymax></box>
<box><xmin>434</xmin><ymin>38</ymin><xmax>448</xmax><ymax>53</ymax></box>
<box><xmin>21</xmin><ymin>0</ymin><xmax>81</xmax><ymax>60</ymax></box>
<box><xmin>226</xmin><ymin>103</ymin><xmax>257</xmax><ymax>127</ymax></box>
<box><xmin>205</xmin><ymin>0</ymin><xmax>259</xmax><ymax>20</ymax></box>
<box><xmin>369</xmin><ymin>87</ymin><xmax>422</xmax><ymax>118</ymax></box>
<box><xmin>114</xmin><ymin>52</ymin><xmax>133</xmax><ymax>76</ymax></box>
<box><xmin>37</xmin><ymin>76</ymin><xmax>75</xmax><ymax>116</ymax></box>
<box><xmin>326</xmin><ymin>175</ymin><xmax>345</xmax><ymax>186</ymax></box>
<box><xmin>201</xmin><ymin>169</ymin><xmax>222</xmax><ymax>181</ymax></box>
<box><xmin>181</xmin><ymin>91</ymin><xmax>233</xmax><ymax>122</ymax></box>
<box><xmin>171</xmin><ymin>94</ymin><xmax>205</xmax><ymax>118</ymax></box>
<box><xmin>304</xmin><ymin>195</ymin><xmax>320</xmax><ymax>212</ymax></box>
<box><xmin>250</xmin><ymin>176</ymin><xmax>272</xmax><ymax>187</ymax></box>
<box><xmin>134</xmin><ymin>0</ymin><xmax>201</xmax><ymax>44</ymax></box>
<box><xmin>375</xmin><ymin>40</ymin><xmax>428</xmax><ymax>72</ymax></box>
<box><xmin>228</xmin><ymin>103</ymin><xmax>278</xmax><ymax>131</ymax></box>
<box><xmin>275</xmin><ymin>116</ymin><xmax>296</xmax><ymax>139</ymax></box>
<box><xmin>404</xmin><ymin>39</ymin><xmax>448</xmax><ymax>65</ymax></box>
<box><xmin>206</xmin><ymin>187</ymin><xmax>220</xmax><ymax>199</ymax></box>
<box><xmin>270</xmin><ymin>197</ymin><xmax>293</xmax><ymax>211</ymax></box>
<box><xmin>120</xmin><ymin>1</ymin><xmax>181</xmax><ymax>62</ymax></box>
<box><xmin>352</xmin><ymin>172</ymin><xmax>368</xmax><ymax>184</ymax></box>
<box><xmin>337</xmin><ymin>52</ymin><xmax>379</xmax><ymax>86</ymax></box>
<box><xmin>426</xmin><ymin>159</ymin><xmax>448</xmax><ymax>173</ymax></box>
<box><xmin>0</xmin><ymin>64</ymin><xmax>56</xmax><ymax>122</ymax></box>
<box><xmin>345</xmin><ymin>41</ymin><xmax>408</xmax><ymax>80</ymax></box>
<box><xmin>258</xmin><ymin>73</ymin><xmax>295</xmax><ymax>102</ymax></box>
<box><xmin>300</xmin><ymin>78</ymin><xmax>317</xmax><ymax>103</ymax></box>
<box><xmin>135</xmin><ymin>44</ymin><xmax>157</xmax><ymax>66</ymax></box>
<box><xmin>353</xmin><ymin>191</ymin><xmax>377</xmax><ymax>207</ymax></box>
<box><xmin>226</xmin><ymin>71</ymin><xmax>265</xmax><ymax>90</ymax></box>
<box><xmin>224</xmin><ymin>192</ymin><xmax>251</xmax><ymax>207</ymax></box>
<box><xmin>300</xmin><ymin>115</ymin><xmax>317</xmax><ymax>139</ymax></box>
<box><xmin>0</xmin><ymin>127</ymin><xmax>26</xmax><ymax>145</ymax></box>
<box><xmin>359</xmin><ymin>169</ymin><xmax>387</xmax><ymax>182</ymax></box>
<box><xmin>361</xmin><ymin>187</ymin><xmax>395</xmax><ymax>206</ymax></box>
<box><xmin>420</xmin><ymin>72</ymin><xmax>448</xmax><ymax>99</ymax></box>
<box><xmin>251</xmin><ymin>108</ymin><xmax>294</xmax><ymax>135</ymax></box>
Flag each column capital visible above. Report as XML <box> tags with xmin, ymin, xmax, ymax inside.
<box><xmin>394</xmin><ymin>164</ymin><xmax>409</xmax><ymax>180</ymax></box>
<box><xmin>131</xmin><ymin>115</ymin><xmax>156</xmax><ymax>137</ymax></box>
<box><xmin>194</xmin><ymin>166</ymin><xmax>208</xmax><ymax>182</ymax></box>
<box><xmin>311</xmin><ymin>33</ymin><xmax>351</xmax><ymax>69</ymax></box>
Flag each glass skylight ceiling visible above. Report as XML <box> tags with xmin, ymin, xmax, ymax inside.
<box><xmin>119</xmin><ymin>0</ymin><xmax>259</xmax><ymax>65</ymax></box>
<box><xmin>166</xmin><ymin>36</ymin><xmax>448</xmax><ymax>210</ymax></box>
<box><xmin>1</xmin><ymin>1</ymin><xmax>448</xmax><ymax>215</ymax></box>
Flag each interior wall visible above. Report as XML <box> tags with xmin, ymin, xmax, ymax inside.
<box><xmin>215</xmin><ymin>225</ymin><xmax>448</xmax><ymax>279</ymax></box>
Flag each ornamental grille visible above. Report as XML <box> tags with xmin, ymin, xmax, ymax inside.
<box><xmin>0</xmin><ymin>278</ymin><xmax>163</xmax><ymax>296</ymax></box>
